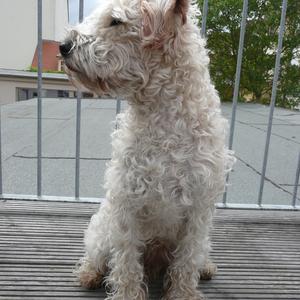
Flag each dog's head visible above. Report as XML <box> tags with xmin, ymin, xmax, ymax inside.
<box><xmin>60</xmin><ymin>0</ymin><xmax>195</xmax><ymax>98</ymax></box>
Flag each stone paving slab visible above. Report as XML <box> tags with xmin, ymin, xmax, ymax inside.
<box><xmin>1</xmin><ymin>99</ymin><xmax>299</xmax><ymax>205</ymax></box>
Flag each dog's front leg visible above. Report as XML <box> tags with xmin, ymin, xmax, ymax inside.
<box><xmin>162</xmin><ymin>207</ymin><xmax>213</xmax><ymax>300</ymax></box>
<box><xmin>106</xmin><ymin>210</ymin><xmax>147</xmax><ymax>300</ymax></box>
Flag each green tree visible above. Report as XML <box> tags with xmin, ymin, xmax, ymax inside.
<box><xmin>197</xmin><ymin>0</ymin><xmax>300</xmax><ymax>109</ymax></box>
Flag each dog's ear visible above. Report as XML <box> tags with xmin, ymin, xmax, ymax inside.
<box><xmin>167</xmin><ymin>0</ymin><xmax>189</xmax><ymax>24</ymax></box>
<box><xmin>141</xmin><ymin>1</ymin><xmax>156</xmax><ymax>39</ymax></box>
<box><xmin>141</xmin><ymin>0</ymin><xmax>189</xmax><ymax>49</ymax></box>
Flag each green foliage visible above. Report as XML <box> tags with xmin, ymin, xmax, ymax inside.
<box><xmin>27</xmin><ymin>66</ymin><xmax>64</xmax><ymax>74</ymax></box>
<box><xmin>197</xmin><ymin>0</ymin><xmax>300</xmax><ymax>109</ymax></box>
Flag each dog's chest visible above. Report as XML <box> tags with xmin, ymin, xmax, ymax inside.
<box><xmin>113</xmin><ymin>113</ymin><xmax>202</xmax><ymax>196</ymax></box>
<box><xmin>135</xmin><ymin>199</ymin><xmax>183</xmax><ymax>241</ymax></box>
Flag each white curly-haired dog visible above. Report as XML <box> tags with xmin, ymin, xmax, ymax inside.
<box><xmin>60</xmin><ymin>0</ymin><xmax>234</xmax><ymax>299</ymax></box>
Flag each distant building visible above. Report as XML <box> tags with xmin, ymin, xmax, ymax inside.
<box><xmin>0</xmin><ymin>0</ymin><xmax>68</xmax><ymax>71</ymax></box>
<box><xmin>0</xmin><ymin>69</ymin><xmax>76</xmax><ymax>105</ymax></box>
<box><xmin>0</xmin><ymin>69</ymin><xmax>96</xmax><ymax>105</ymax></box>
<box><xmin>0</xmin><ymin>0</ymin><xmax>97</xmax><ymax>105</ymax></box>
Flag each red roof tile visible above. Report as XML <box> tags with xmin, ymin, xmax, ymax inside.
<box><xmin>31</xmin><ymin>40</ymin><xmax>62</xmax><ymax>71</ymax></box>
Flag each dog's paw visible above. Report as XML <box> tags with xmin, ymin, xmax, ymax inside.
<box><xmin>78</xmin><ymin>269</ymin><xmax>103</xmax><ymax>289</ymax></box>
<box><xmin>200</xmin><ymin>261</ymin><xmax>217</xmax><ymax>281</ymax></box>
<box><xmin>74</xmin><ymin>258</ymin><xmax>104</xmax><ymax>289</ymax></box>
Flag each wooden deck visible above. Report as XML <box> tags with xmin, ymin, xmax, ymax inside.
<box><xmin>0</xmin><ymin>200</ymin><xmax>300</xmax><ymax>300</ymax></box>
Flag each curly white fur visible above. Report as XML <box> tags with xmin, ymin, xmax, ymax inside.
<box><xmin>62</xmin><ymin>0</ymin><xmax>235</xmax><ymax>299</ymax></box>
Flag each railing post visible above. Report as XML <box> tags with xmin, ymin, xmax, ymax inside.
<box><xmin>0</xmin><ymin>107</ymin><xmax>2</xmax><ymax>195</ymax></box>
<box><xmin>201</xmin><ymin>0</ymin><xmax>209</xmax><ymax>38</ymax></box>
<box><xmin>37</xmin><ymin>0</ymin><xmax>43</xmax><ymax>197</ymax></box>
<box><xmin>116</xmin><ymin>99</ymin><xmax>121</xmax><ymax>115</ymax></box>
<box><xmin>292</xmin><ymin>151</ymin><xmax>300</xmax><ymax>207</ymax></box>
<box><xmin>75</xmin><ymin>0</ymin><xmax>84</xmax><ymax>199</ymax></box>
<box><xmin>257</xmin><ymin>0</ymin><xmax>288</xmax><ymax>206</ymax></box>
<box><xmin>222</xmin><ymin>0</ymin><xmax>248</xmax><ymax>205</ymax></box>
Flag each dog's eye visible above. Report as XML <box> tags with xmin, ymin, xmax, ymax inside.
<box><xmin>110</xmin><ymin>19</ymin><xmax>122</xmax><ymax>27</ymax></box>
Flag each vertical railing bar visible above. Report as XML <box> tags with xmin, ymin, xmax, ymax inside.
<box><xmin>115</xmin><ymin>98</ymin><xmax>122</xmax><ymax>130</ymax></box>
<box><xmin>37</xmin><ymin>0</ymin><xmax>43</xmax><ymax>197</ymax></box>
<box><xmin>75</xmin><ymin>0</ymin><xmax>84</xmax><ymax>199</ymax></box>
<box><xmin>75</xmin><ymin>97</ymin><xmax>82</xmax><ymax>199</ymax></box>
<box><xmin>201</xmin><ymin>0</ymin><xmax>209</xmax><ymax>38</ymax></box>
<box><xmin>292</xmin><ymin>151</ymin><xmax>300</xmax><ymax>207</ymax></box>
<box><xmin>79</xmin><ymin>0</ymin><xmax>84</xmax><ymax>23</ymax></box>
<box><xmin>222</xmin><ymin>0</ymin><xmax>248</xmax><ymax>205</ymax></box>
<box><xmin>116</xmin><ymin>99</ymin><xmax>121</xmax><ymax>115</ymax></box>
<box><xmin>0</xmin><ymin>107</ymin><xmax>2</xmax><ymax>195</ymax></box>
<box><xmin>257</xmin><ymin>0</ymin><xmax>287</xmax><ymax>206</ymax></box>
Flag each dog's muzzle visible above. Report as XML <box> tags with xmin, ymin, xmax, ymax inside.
<box><xmin>59</xmin><ymin>40</ymin><xmax>74</xmax><ymax>57</ymax></box>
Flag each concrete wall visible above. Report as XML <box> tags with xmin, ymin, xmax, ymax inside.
<box><xmin>0</xmin><ymin>76</ymin><xmax>76</xmax><ymax>105</ymax></box>
<box><xmin>0</xmin><ymin>0</ymin><xmax>68</xmax><ymax>70</ymax></box>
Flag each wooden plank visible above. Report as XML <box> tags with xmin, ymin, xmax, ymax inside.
<box><xmin>0</xmin><ymin>200</ymin><xmax>299</xmax><ymax>300</ymax></box>
<box><xmin>2</xmin><ymin>200</ymin><xmax>299</xmax><ymax>223</ymax></box>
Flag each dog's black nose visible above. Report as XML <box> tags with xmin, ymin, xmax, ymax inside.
<box><xmin>59</xmin><ymin>40</ymin><xmax>74</xmax><ymax>57</ymax></box>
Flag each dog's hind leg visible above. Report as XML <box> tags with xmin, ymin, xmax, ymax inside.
<box><xmin>75</xmin><ymin>201</ymin><xmax>111</xmax><ymax>289</ymax></box>
<box><xmin>75</xmin><ymin>256</ymin><xmax>105</xmax><ymax>289</ymax></box>
<box><xmin>200</xmin><ymin>259</ymin><xmax>217</xmax><ymax>281</ymax></box>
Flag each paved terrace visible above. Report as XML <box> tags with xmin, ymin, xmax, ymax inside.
<box><xmin>0</xmin><ymin>199</ymin><xmax>300</xmax><ymax>299</ymax></box>
<box><xmin>1</xmin><ymin>98</ymin><xmax>299</xmax><ymax>205</ymax></box>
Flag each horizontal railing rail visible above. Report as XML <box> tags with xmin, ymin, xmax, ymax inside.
<box><xmin>0</xmin><ymin>0</ymin><xmax>298</xmax><ymax>210</ymax></box>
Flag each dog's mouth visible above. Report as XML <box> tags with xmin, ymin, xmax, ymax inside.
<box><xmin>62</xmin><ymin>58</ymin><xmax>80</xmax><ymax>74</ymax></box>
<box><xmin>63</xmin><ymin>62</ymin><xmax>110</xmax><ymax>96</ymax></box>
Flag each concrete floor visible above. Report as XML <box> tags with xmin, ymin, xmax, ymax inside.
<box><xmin>1</xmin><ymin>98</ymin><xmax>299</xmax><ymax>205</ymax></box>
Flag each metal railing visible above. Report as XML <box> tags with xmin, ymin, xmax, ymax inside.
<box><xmin>0</xmin><ymin>0</ymin><xmax>299</xmax><ymax>210</ymax></box>
<box><xmin>75</xmin><ymin>0</ymin><xmax>85</xmax><ymax>199</ymax></box>
<box><xmin>218</xmin><ymin>0</ymin><xmax>299</xmax><ymax>210</ymax></box>
<box><xmin>37</xmin><ymin>0</ymin><xmax>42</xmax><ymax>197</ymax></box>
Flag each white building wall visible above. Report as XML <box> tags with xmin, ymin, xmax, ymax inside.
<box><xmin>0</xmin><ymin>0</ymin><xmax>37</xmax><ymax>70</ymax></box>
<box><xmin>43</xmin><ymin>0</ymin><xmax>56</xmax><ymax>41</ymax></box>
<box><xmin>0</xmin><ymin>77</ymin><xmax>76</xmax><ymax>105</ymax></box>
<box><xmin>55</xmin><ymin>0</ymin><xmax>69</xmax><ymax>41</ymax></box>
<box><xmin>0</xmin><ymin>0</ymin><xmax>68</xmax><ymax>70</ymax></box>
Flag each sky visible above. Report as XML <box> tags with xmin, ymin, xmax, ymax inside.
<box><xmin>69</xmin><ymin>0</ymin><xmax>102</xmax><ymax>24</ymax></box>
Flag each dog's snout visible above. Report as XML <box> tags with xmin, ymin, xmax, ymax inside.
<box><xmin>59</xmin><ymin>40</ymin><xmax>74</xmax><ymax>57</ymax></box>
